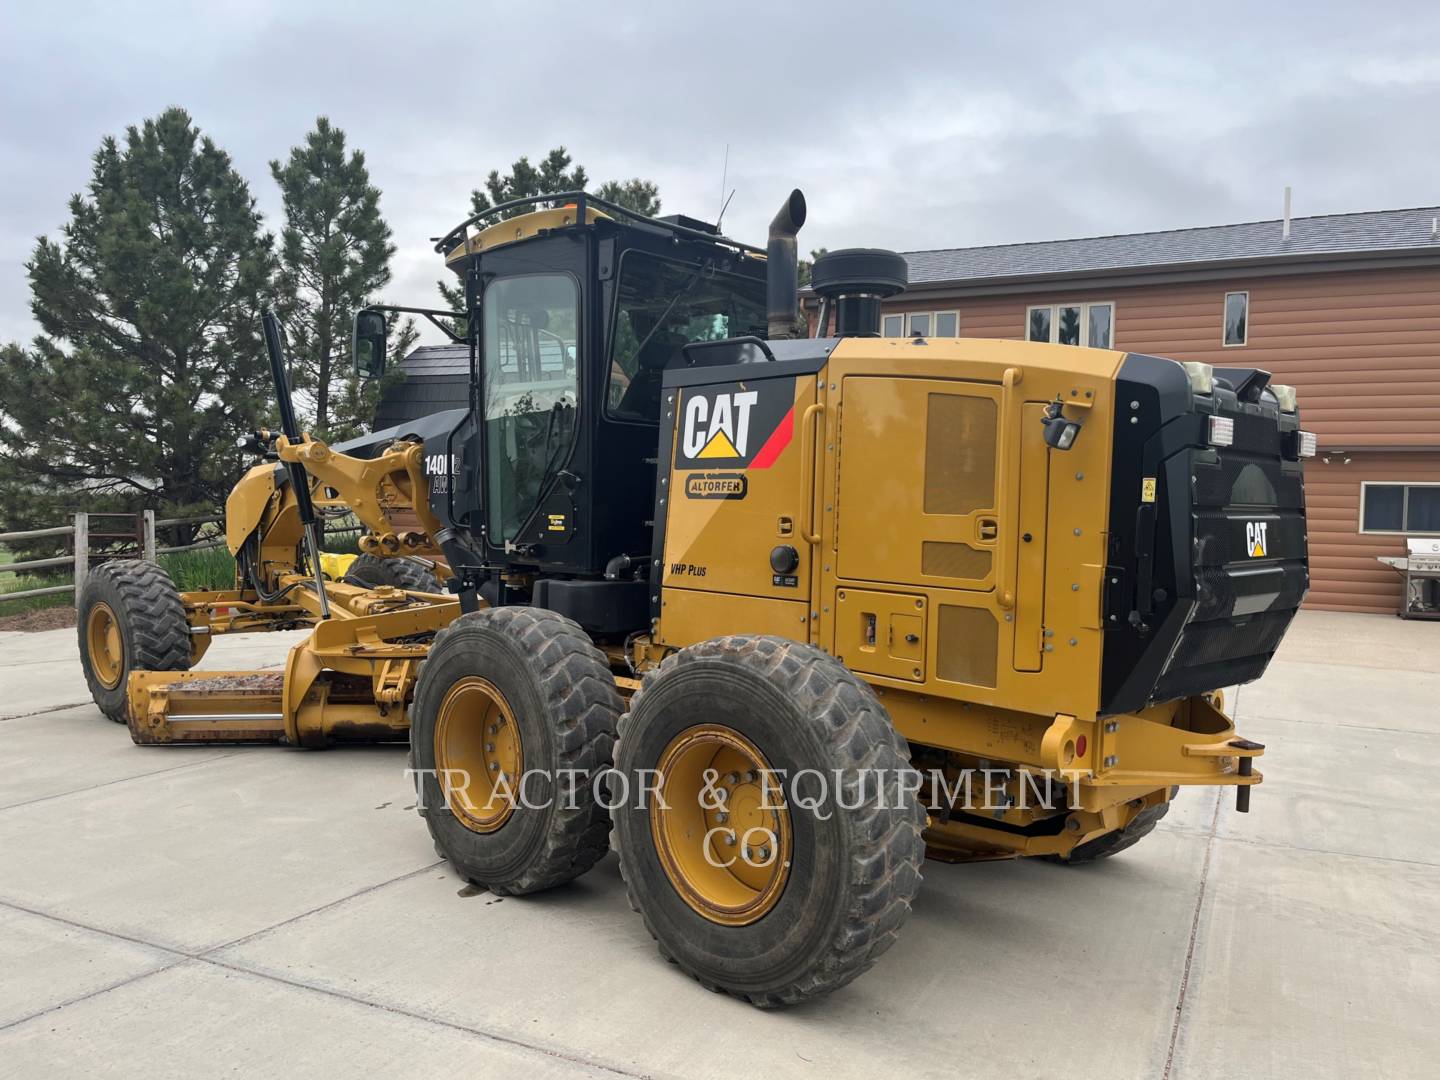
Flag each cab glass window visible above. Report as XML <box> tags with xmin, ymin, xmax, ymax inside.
<box><xmin>608</xmin><ymin>251</ymin><xmax>766</xmax><ymax>422</ymax></box>
<box><xmin>483</xmin><ymin>273</ymin><xmax>579</xmax><ymax>543</ymax></box>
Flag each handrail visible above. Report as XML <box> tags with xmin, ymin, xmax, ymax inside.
<box><xmin>432</xmin><ymin>190</ymin><xmax>766</xmax><ymax>259</ymax></box>
<box><xmin>799</xmin><ymin>403</ymin><xmax>826</xmax><ymax>546</ymax></box>
<box><xmin>994</xmin><ymin>367</ymin><xmax>1024</xmax><ymax>610</ymax></box>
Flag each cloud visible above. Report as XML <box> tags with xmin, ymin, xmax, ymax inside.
<box><xmin>3</xmin><ymin>0</ymin><xmax>1439</xmax><ymax>345</ymax></box>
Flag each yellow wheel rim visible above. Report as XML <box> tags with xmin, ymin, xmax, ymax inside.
<box><xmin>434</xmin><ymin>677</ymin><xmax>523</xmax><ymax>833</ymax></box>
<box><xmin>86</xmin><ymin>602</ymin><xmax>124</xmax><ymax>690</ymax></box>
<box><xmin>651</xmin><ymin>724</ymin><xmax>791</xmax><ymax>926</ymax></box>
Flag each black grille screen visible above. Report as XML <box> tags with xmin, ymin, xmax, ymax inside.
<box><xmin>1102</xmin><ymin>355</ymin><xmax>1309</xmax><ymax>715</ymax></box>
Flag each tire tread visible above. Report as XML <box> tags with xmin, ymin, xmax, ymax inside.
<box><xmin>616</xmin><ymin>634</ymin><xmax>925</xmax><ymax>1008</ymax></box>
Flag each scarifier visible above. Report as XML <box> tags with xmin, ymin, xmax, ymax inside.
<box><xmin>77</xmin><ymin>190</ymin><xmax>1312</xmax><ymax>1005</ymax></box>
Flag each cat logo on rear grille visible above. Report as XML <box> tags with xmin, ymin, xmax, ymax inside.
<box><xmin>1245</xmin><ymin>521</ymin><xmax>1269</xmax><ymax>558</ymax></box>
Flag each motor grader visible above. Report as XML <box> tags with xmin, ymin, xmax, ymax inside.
<box><xmin>77</xmin><ymin>189</ymin><xmax>1311</xmax><ymax>1006</ymax></box>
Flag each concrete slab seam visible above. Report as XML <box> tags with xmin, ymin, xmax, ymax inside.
<box><xmin>0</xmin><ymin>701</ymin><xmax>94</xmax><ymax>723</ymax></box>
<box><xmin>0</xmin><ymin>748</ymin><xmax>261</xmax><ymax>813</ymax></box>
<box><xmin>1161</xmin><ymin>791</ymin><xmax>1222</xmax><ymax>1080</ymax></box>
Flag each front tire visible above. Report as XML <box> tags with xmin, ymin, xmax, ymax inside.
<box><xmin>344</xmin><ymin>553</ymin><xmax>441</xmax><ymax>593</ymax></box>
<box><xmin>613</xmin><ymin>635</ymin><xmax>925</xmax><ymax>1007</ymax></box>
<box><xmin>77</xmin><ymin>560</ymin><xmax>191</xmax><ymax>723</ymax></box>
<box><xmin>409</xmin><ymin>607</ymin><xmax>620</xmax><ymax>895</ymax></box>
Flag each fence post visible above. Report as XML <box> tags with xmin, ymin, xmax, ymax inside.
<box><xmin>73</xmin><ymin>512</ymin><xmax>89</xmax><ymax>603</ymax></box>
<box><xmin>142</xmin><ymin>509</ymin><xmax>156</xmax><ymax>562</ymax></box>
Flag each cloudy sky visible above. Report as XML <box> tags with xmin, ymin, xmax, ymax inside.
<box><xmin>3</xmin><ymin>0</ymin><xmax>1438</xmax><ymax>345</ymax></box>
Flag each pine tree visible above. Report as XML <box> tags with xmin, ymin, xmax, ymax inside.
<box><xmin>596</xmin><ymin>178</ymin><xmax>662</xmax><ymax>217</ymax></box>
<box><xmin>438</xmin><ymin>148</ymin><xmax>662</xmax><ymax>313</ymax></box>
<box><xmin>271</xmin><ymin>117</ymin><xmax>396</xmax><ymax>436</ymax></box>
<box><xmin>327</xmin><ymin>316</ymin><xmax>419</xmax><ymax>440</ymax></box>
<box><xmin>0</xmin><ymin>108</ymin><xmax>276</xmax><ymax>535</ymax></box>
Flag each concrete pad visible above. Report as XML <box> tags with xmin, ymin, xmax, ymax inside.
<box><xmin>215</xmin><ymin>830</ymin><xmax>1210</xmax><ymax>1079</ymax></box>
<box><xmin>1156</xmin><ymin>783</ymin><xmax>1221</xmax><ymax>836</ymax></box>
<box><xmin>1272</xmin><ymin>610</ymin><xmax>1440</xmax><ymax>674</ymax></box>
<box><xmin>1213</xmin><ymin>713</ymin><xmax>1437</xmax><ymax>865</ymax></box>
<box><xmin>0</xmin><ymin>627</ymin><xmax>310</xmax><ymax>720</ymax></box>
<box><xmin>0</xmin><ymin>746</ymin><xmax>431</xmax><ymax>953</ymax></box>
<box><xmin>1171</xmin><ymin>839</ymin><xmax>1440</xmax><ymax>1080</ymax></box>
<box><xmin>0</xmin><ymin>958</ymin><xmax>607</xmax><ymax>1078</ymax></box>
<box><xmin>0</xmin><ymin>706</ymin><xmax>244</xmax><ymax>810</ymax></box>
<box><xmin>1237</xmin><ymin>659</ymin><xmax>1440</xmax><ymax>735</ymax></box>
<box><xmin>0</xmin><ymin>904</ymin><xmax>175</xmax><ymax>1028</ymax></box>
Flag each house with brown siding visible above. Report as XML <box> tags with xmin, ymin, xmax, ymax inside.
<box><xmin>871</xmin><ymin>207</ymin><xmax>1440</xmax><ymax>613</ymax></box>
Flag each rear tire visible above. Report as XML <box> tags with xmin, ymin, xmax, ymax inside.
<box><xmin>343</xmin><ymin>553</ymin><xmax>441</xmax><ymax>593</ymax></box>
<box><xmin>77</xmin><ymin>559</ymin><xmax>191</xmax><ymax>723</ymax></box>
<box><xmin>1046</xmin><ymin>794</ymin><xmax>1175</xmax><ymax>864</ymax></box>
<box><xmin>409</xmin><ymin>607</ymin><xmax>620</xmax><ymax>895</ymax></box>
<box><xmin>613</xmin><ymin>635</ymin><xmax>925</xmax><ymax>1008</ymax></box>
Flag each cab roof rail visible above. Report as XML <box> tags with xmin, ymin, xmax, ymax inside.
<box><xmin>431</xmin><ymin>190</ymin><xmax>767</xmax><ymax>259</ymax></box>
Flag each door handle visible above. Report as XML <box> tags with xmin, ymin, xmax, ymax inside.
<box><xmin>977</xmin><ymin>518</ymin><xmax>999</xmax><ymax>541</ymax></box>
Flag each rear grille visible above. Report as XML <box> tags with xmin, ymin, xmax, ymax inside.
<box><xmin>1101</xmin><ymin>353</ymin><xmax>1309</xmax><ymax>714</ymax></box>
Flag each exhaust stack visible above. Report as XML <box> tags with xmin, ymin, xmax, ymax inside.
<box><xmin>766</xmin><ymin>189</ymin><xmax>807</xmax><ymax>340</ymax></box>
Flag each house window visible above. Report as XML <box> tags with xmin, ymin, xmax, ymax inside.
<box><xmin>882</xmin><ymin>311</ymin><xmax>960</xmax><ymax>338</ymax></box>
<box><xmin>1224</xmin><ymin>291</ymin><xmax>1248</xmax><ymax>346</ymax></box>
<box><xmin>1361</xmin><ymin>482</ymin><xmax>1440</xmax><ymax>534</ymax></box>
<box><xmin>1026</xmin><ymin>302</ymin><xmax>1114</xmax><ymax>348</ymax></box>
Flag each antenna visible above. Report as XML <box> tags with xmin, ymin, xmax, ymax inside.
<box><xmin>716</xmin><ymin>188</ymin><xmax>736</xmax><ymax>232</ymax></box>
<box><xmin>718</xmin><ymin>143</ymin><xmax>729</xmax><ymax>222</ymax></box>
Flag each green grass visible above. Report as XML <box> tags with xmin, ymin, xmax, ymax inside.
<box><xmin>157</xmin><ymin>544</ymin><xmax>236</xmax><ymax>592</ymax></box>
<box><xmin>1</xmin><ymin>517</ymin><xmax>368</xmax><ymax>613</ymax></box>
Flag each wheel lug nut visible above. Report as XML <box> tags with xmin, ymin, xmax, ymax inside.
<box><xmin>485</xmin><ymin>743</ymin><xmax>495</xmax><ymax>752</ymax></box>
<box><xmin>724</xmin><ymin>832</ymin><xmax>737</xmax><ymax>846</ymax></box>
<box><xmin>489</xmin><ymin>762</ymin><xmax>500</xmax><ymax>771</ymax></box>
<box><xmin>489</xmin><ymin>724</ymin><xmax>499</xmax><ymax>735</ymax></box>
<box><xmin>726</xmin><ymin>772</ymin><xmax>740</xmax><ymax>784</ymax></box>
<box><xmin>715</xmin><ymin>811</ymin><xmax>728</xmax><ymax>823</ymax></box>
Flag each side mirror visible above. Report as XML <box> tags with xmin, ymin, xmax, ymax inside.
<box><xmin>353</xmin><ymin>308</ymin><xmax>388</xmax><ymax>379</ymax></box>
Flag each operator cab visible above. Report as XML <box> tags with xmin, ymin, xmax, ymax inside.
<box><xmin>350</xmin><ymin>194</ymin><xmax>771</xmax><ymax>630</ymax></box>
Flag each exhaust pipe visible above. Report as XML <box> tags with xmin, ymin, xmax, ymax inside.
<box><xmin>766</xmin><ymin>189</ymin><xmax>807</xmax><ymax>340</ymax></box>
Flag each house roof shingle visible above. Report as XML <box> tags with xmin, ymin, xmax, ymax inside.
<box><xmin>901</xmin><ymin>206</ymin><xmax>1440</xmax><ymax>287</ymax></box>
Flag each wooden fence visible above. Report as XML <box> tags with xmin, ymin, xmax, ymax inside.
<box><xmin>0</xmin><ymin>511</ymin><xmax>226</xmax><ymax>604</ymax></box>
<box><xmin>1</xmin><ymin>511</ymin><xmax>361</xmax><ymax>607</ymax></box>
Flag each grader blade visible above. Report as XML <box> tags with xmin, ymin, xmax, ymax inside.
<box><xmin>129</xmin><ymin>671</ymin><xmax>288</xmax><ymax>744</ymax></box>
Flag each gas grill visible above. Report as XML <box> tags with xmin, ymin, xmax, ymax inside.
<box><xmin>1377</xmin><ymin>538</ymin><xmax>1440</xmax><ymax>620</ymax></box>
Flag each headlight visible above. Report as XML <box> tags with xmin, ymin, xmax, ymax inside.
<box><xmin>1271</xmin><ymin>384</ymin><xmax>1297</xmax><ymax>412</ymax></box>
<box><xmin>1182</xmin><ymin>361</ymin><xmax>1214</xmax><ymax>395</ymax></box>
<box><xmin>1208</xmin><ymin>415</ymin><xmax>1235</xmax><ymax>447</ymax></box>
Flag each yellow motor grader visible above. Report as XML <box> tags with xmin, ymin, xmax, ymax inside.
<box><xmin>77</xmin><ymin>189</ymin><xmax>1311</xmax><ymax>1006</ymax></box>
